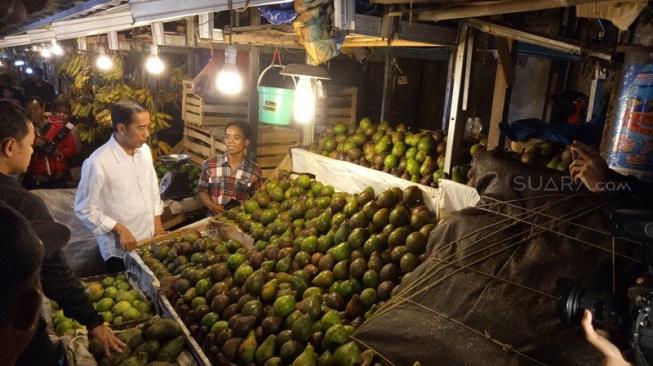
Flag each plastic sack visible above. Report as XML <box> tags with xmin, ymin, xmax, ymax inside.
<box><xmin>259</xmin><ymin>4</ymin><xmax>297</xmax><ymax>25</ymax></box>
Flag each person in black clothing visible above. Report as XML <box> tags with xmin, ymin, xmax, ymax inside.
<box><xmin>0</xmin><ymin>101</ymin><xmax>125</xmax><ymax>365</ymax></box>
<box><xmin>0</xmin><ymin>201</ymin><xmax>45</xmax><ymax>366</ymax></box>
<box><xmin>22</xmin><ymin>67</ymin><xmax>55</xmax><ymax>108</ymax></box>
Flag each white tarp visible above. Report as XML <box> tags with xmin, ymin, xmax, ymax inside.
<box><xmin>290</xmin><ymin>148</ymin><xmax>479</xmax><ymax>217</ymax></box>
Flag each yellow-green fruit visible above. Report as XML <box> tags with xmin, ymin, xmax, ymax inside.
<box><xmin>96</xmin><ymin>298</ymin><xmax>115</xmax><ymax>312</ymax></box>
<box><xmin>112</xmin><ymin>300</ymin><xmax>132</xmax><ymax>315</ymax></box>
<box><xmin>86</xmin><ymin>283</ymin><xmax>104</xmax><ymax>302</ymax></box>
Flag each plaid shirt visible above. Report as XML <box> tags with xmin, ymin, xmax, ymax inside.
<box><xmin>198</xmin><ymin>153</ymin><xmax>262</xmax><ymax>204</ymax></box>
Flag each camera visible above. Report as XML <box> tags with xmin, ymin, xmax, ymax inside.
<box><xmin>557</xmin><ymin>208</ymin><xmax>653</xmax><ymax>365</ymax></box>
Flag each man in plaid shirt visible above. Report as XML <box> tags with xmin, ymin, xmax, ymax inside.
<box><xmin>198</xmin><ymin>122</ymin><xmax>262</xmax><ymax>214</ymax></box>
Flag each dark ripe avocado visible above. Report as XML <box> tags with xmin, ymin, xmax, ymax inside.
<box><xmin>347</xmin><ymin>147</ymin><xmax>362</xmax><ymax>161</ymax></box>
<box><xmin>222</xmin><ymin>337</ymin><xmax>243</xmax><ymax>362</ymax></box>
<box><xmin>372</xmin><ymin>153</ymin><xmax>385</xmax><ymax>169</ymax></box>
<box><xmin>304</xmin><ymin>264</ymin><xmax>318</xmax><ymax>278</ymax></box>
<box><xmin>387</xmin><ymin>226</ymin><xmax>410</xmax><ymax>249</ymax></box>
<box><xmin>377</xmin><ymin>281</ymin><xmax>396</xmax><ymax>300</ymax></box>
<box><xmin>390</xmin><ymin>246</ymin><xmax>409</xmax><ymax>264</ymax></box>
<box><xmin>210</xmin><ymin>294</ymin><xmax>230</xmax><ymax>315</ymax></box>
<box><xmin>223</xmin><ymin>303</ymin><xmax>240</xmax><ymax>320</ymax></box>
<box><xmin>261</xmin><ymin>316</ymin><xmax>283</xmax><ymax>338</ymax></box>
<box><xmin>419</xmin><ymin>223</ymin><xmax>436</xmax><ymax>238</ymax></box>
<box><xmin>348</xmin><ymin>258</ymin><xmax>367</xmax><ymax>279</ymax></box>
<box><xmin>376</xmin><ymin>190</ymin><xmax>396</xmax><ymax>209</ymax></box>
<box><xmin>333</xmin><ymin>260</ymin><xmax>349</xmax><ymax>280</ymax></box>
<box><xmin>356</xmin><ymin>189</ymin><xmax>375</xmax><ymax>206</ymax></box>
<box><xmin>367</xmin><ymin>252</ymin><xmax>383</xmax><ymax>272</ymax></box>
<box><xmin>379</xmin><ymin>263</ymin><xmax>400</xmax><ymax>282</ymax></box>
<box><xmin>400</xmin><ymin>253</ymin><xmax>418</xmax><ymax>273</ymax></box>
<box><xmin>350</xmin><ymin>249</ymin><xmax>364</xmax><ymax>261</ymax></box>
<box><xmin>318</xmin><ymin>254</ymin><xmax>336</xmax><ymax>272</ymax></box>
<box><xmin>372</xmin><ymin>208</ymin><xmax>390</xmax><ymax>227</ymax></box>
<box><xmin>410</xmin><ymin>210</ymin><xmax>432</xmax><ymax>230</ymax></box>
<box><xmin>402</xmin><ymin>185</ymin><xmax>422</xmax><ymax>206</ymax></box>
<box><xmin>388</xmin><ymin>205</ymin><xmax>410</xmax><ymax>227</ymax></box>
<box><xmin>406</xmin><ymin>231</ymin><xmax>427</xmax><ymax>254</ymax></box>
<box><xmin>241</xmin><ymin>300</ymin><xmax>263</xmax><ymax>318</ymax></box>
<box><xmin>230</xmin><ymin>315</ymin><xmax>257</xmax><ymax>338</ymax></box>
<box><xmin>361</xmin><ymin>200</ymin><xmax>379</xmax><ymax>220</ymax></box>
<box><xmin>330</xmin><ymin>195</ymin><xmax>347</xmax><ymax>213</ymax></box>
<box><xmin>348</xmin><ymin>212</ymin><xmax>368</xmax><ymax>229</ymax></box>
<box><xmin>345</xmin><ymin>294</ymin><xmax>365</xmax><ymax>318</ymax></box>
<box><xmin>325</xmin><ymin>292</ymin><xmax>346</xmax><ymax>311</ymax></box>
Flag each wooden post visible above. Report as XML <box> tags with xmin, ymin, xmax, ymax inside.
<box><xmin>443</xmin><ymin>24</ymin><xmax>468</xmax><ymax>174</ymax></box>
<box><xmin>248</xmin><ymin>10</ymin><xmax>261</xmax><ymax>160</ymax></box>
<box><xmin>487</xmin><ymin>37</ymin><xmax>513</xmax><ymax>150</ymax></box>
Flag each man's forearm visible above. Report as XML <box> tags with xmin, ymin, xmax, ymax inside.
<box><xmin>199</xmin><ymin>191</ymin><xmax>216</xmax><ymax>209</ymax></box>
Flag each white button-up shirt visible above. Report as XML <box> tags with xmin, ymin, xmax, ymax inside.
<box><xmin>74</xmin><ymin>135</ymin><xmax>163</xmax><ymax>260</ymax></box>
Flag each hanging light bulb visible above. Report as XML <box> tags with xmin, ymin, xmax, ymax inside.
<box><xmin>14</xmin><ymin>60</ymin><xmax>24</xmax><ymax>66</ymax></box>
<box><xmin>96</xmin><ymin>47</ymin><xmax>113</xmax><ymax>71</ymax></box>
<box><xmin>145</xmin><ymin>45</ymin><xmax>164</xmax><ymax>74</ymax></box>
<box><xmin>216</xmin><ymin>46</ymin><xmax>242</xmax><ymax>95</ymax></box>
<box><xmin>294</xmin><ymin>76</ymin><xmax>315</xmax><ymax>124</ymax></box>
<box><xmin>50</xmin><ymin>39</ymin><xmax>64</xmax><ymax>56</ymax></box>
<box><xmin>25</xmin><ymin>67</ymin><xmax>33</xmax><ymax>74</ymax></box>
<box><xmin>40</xmin><ymin>47</ymin><xmax>52</xmax><ymax>59</ymax></box>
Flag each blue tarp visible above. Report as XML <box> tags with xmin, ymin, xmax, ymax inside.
<box><xmin>259</xmin><ymin>3</ymin><xmax>297</xmax><ymax>25</ymax></box>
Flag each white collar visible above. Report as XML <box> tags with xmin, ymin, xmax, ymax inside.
<box><xmin>108</xmin><ymin>135</ymin><xmax>142</xmax><ymax>163</ymax></box>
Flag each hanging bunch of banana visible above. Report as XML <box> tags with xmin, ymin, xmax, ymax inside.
<box><xmin>94</xmin><ymin>109</ymin><xmax>112</xmax><ymax>128</ymax></box>
<box><xmin>98</xmin><ymin>55</ymin><xmax>123</xmax><ymax>81</ymax></box>
<box><xmin>150</xmin><ymin>112</ymin><xmax>172</xmax><ymax>132</ymax></box>
<box><xmin>95</xmin><ymin>84</ymin><xmax>135</xmax><ymax>104</ymax></box>
<box><xmin>71</xmin><ymin>101</ymin><xmax>94</xmax><ymax>119</ymax></box>
<box><xmin>134</xmin><ymin>88</ymin><xmax>154</xmax><ymax>110</ymax></box>
<box><xmin>76</xmin><ymin>122</ymin><xmax>110</xmax><ymax>144</ymax></box>
<box><xmin>59</xmin><ymin>54</ymin><xmax>90</xmax><ymax>90</ymax></box>
<box><xmin>150</xmin><ymin>139</ymin><xmax>173</xmax><ymax>160</ymax></box>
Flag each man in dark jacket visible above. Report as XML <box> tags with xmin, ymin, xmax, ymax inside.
<box><xmin>0</xmin><ymin>101</ymin><xmax>125</xmax><ymax>365</ymax></box>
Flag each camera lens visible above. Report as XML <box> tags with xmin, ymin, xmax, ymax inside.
<box><xmin>557</xmin><ymin>278</ymin><xmax>623</xmax><ymax>331</ymax></box>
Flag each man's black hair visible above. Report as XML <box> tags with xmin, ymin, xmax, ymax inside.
<box><xmin>0</xmin><ymin>100</ymin><xmax>30</xmax><ymax>144</ymax></box>
<box><xmin>0</xmin><ymin>202</ymin><xmax>44</xmax><ymax>326</ymax></box>
<box><xmin>110</xmin><ymin>100</ymin><xmax>146</xmax><ymax>132</ymax></box>
<box><xmin>225</xmin><ymin>121</ymin><xmax>252</xmax><ymax>140</ymax></box>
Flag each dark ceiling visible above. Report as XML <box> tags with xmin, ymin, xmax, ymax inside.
<box><xmin>0</xmin><ymin>0</ymin><xmax>83</xmax><ymax>36</ymax></box>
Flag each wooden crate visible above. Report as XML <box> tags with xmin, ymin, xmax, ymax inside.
<box><xmin>182</xmin><ymin>80</ymin><xmax>249</xmax><ymax>127</ymax></box>
<box><xmin>316</xmin><ymin>85</ymin><xmax>358</xmax><ymax>128</ymax></box>
<box><xmin>182</xmin><ymin>125</ymin><xmax>224</xmax><ymax>164</ymax></box>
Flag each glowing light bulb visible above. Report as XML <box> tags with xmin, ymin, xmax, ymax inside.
<box><xmin>50</xmin><ymin>40</ymin><xmax>64</xmax><ymax>56</ymax></box>
<box><xmin>40</xmin><ymin>48</ymin><xmax>52</xmax><ymax>58</ymax></box>
<box><xmin>14</xmin><ymin>60</ymin><xmax>24</xmax><ymax>66</ymax></box>
<box><xmin>216</xmin><ymin>63</ymin><xmax>242</xmax><ymax>95</ymax></box>
<box><xmin>294</xmin><ymin>76</ymin><xmax>315</xmax><ymax>124</ymax></box>
<box><xmin>25</xmin><ymin>67</ymin><xmax>33</xmax><ymax>74</ymax></box>
<box><xmin>145</xmin><ymin>55</ymin><xmax>164</xmax><ymax>74</ymax></box>
<box><xmin>96</xmin><ymin>48</ymin><xmax>113</xmax><ymax>71</ymax></box>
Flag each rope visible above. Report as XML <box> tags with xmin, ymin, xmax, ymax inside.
<box><xmin>368</xmin><ymin>201</ymin><xmax>604</xmax><ymax>322</ymax></box>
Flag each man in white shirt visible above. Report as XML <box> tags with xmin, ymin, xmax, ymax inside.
<box><xmin>75</xmin><ymin>101</ymin><xmax>165</xmax><ymax>272</ymax></box>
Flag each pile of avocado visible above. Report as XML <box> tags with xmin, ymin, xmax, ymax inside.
<box><xmin>155</xmin><ymin>162</ymin><xmax>202</xmax><ymax>194</ymax></box>
<box><xmin>90</xmin><ymin>317</ymin><xmax>186</xmax><ymax>366</ymax></box>
<box><xmin>86</xmin><ymin>273</ymin><xmax>154</xmax><ymax>326</ymax></box>
<box><xmin>307</xmin><ymin>118</ymin><xmax>457</xmax><ymax>186</ymax></box>
<box><xmin>140</xmin><ymin>174</ymin><xmax>437</xmax><ymax>365</ymax></box>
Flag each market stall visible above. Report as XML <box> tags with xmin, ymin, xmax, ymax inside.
<box><xmin>1</xmin><ymin>1</ymin><xmax>652</xmax><ymax>366</ymax></box>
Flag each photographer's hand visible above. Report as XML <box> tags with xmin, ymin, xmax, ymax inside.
<box><xmin>581</xmin><ymin>310</ymin><xmax>631</xmax><ymax>366</ymax></box>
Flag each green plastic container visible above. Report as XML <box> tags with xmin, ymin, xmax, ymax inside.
<box><xmin>258</xmin><ymin>86</ymin><xmax>294</xmax><ymax>126</ymax></box>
